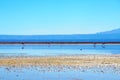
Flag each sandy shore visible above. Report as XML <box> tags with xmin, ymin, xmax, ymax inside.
<box><xmin>0</xmin><ymin>55</ymin><xmax>120</xmax><ymax>68</ymax></box>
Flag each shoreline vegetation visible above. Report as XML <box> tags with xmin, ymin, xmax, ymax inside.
<box><xmin>0</xmin><ymin>55</ymin><xmax>120</xmax><ymax>69</ymax></box>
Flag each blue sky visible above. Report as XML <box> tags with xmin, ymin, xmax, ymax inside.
<box><xmin>0</xmin><ymin>0</ymin><xmax>120</xmax><ymax>35</ymax></box>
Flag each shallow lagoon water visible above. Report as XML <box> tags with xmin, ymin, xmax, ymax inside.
<box><xmin>0</xmin><ymin>66</ymin><xmax>120</xmax><ymax>80</ymax></box>
<box><xmin>0</xmin><ymin>44</ymin><xmax>120</xmax><ymax>56</ymax></box>
<box><xmin>0</xmin><ymin>44</ymin><xmax>120</xmax><ymax>80</ymax></box>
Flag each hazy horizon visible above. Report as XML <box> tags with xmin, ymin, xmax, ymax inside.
<box><xmin>0</xmin><ymin>28</ymin><xmax>119</xmax><ymax>35</ymax></box>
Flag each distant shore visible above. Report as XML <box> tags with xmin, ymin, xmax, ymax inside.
<box><xmin>0</xmin><ymin>42</ymin><xmax>120</xmax><ymax>44</ymax></box>
<box><xmin>0</xmin><ymin>55</ymin><xmax>120</xmax><ymax>68</ymax></box>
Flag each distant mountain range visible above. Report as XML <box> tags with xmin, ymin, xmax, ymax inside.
<box><xmin>0</xmin><ymin>28</ymin><xmax>120</xmax><ymax>42</ymax></box>
<box><xmin>97</xmin><ymin>28</ymin><xmax>120</xmax><ymax>34</ymax></box>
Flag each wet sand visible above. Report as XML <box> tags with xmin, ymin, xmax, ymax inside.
<box><xmin>0</xmin><ymin>55</ymin><xmax>120</xmax><ymax>68</ymax></box>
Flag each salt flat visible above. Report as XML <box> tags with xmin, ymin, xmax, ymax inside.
<box><xmin>0</xmin><ymin>55</ymin><xmax>120</xmax><ymax>69</ymax></box>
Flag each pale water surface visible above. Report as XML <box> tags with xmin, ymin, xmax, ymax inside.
<box><xmin>0</xmin><ymin>44</ymin><xmax>120</xmax><ymax>80</ymax></box>
<box><xmin>0</xmin><ymin>66</ymin><xmax>120</xmax><ymax>80</ymax></box>
<box><xmin>0</xmin><ymin>44</ymin><xmax>120</xmax><ymax>56</ymax></box>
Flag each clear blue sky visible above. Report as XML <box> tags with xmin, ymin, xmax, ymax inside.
<box><xmin>0</xmin><ymin>0</ymin><xmax>120</xmax><ymax>35</ymax></box>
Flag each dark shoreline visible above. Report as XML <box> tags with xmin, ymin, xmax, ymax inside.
<box><xmin>0</xmin><ymin>42</ymin><xmax>120</xmax><ymax>44</ymax></box>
